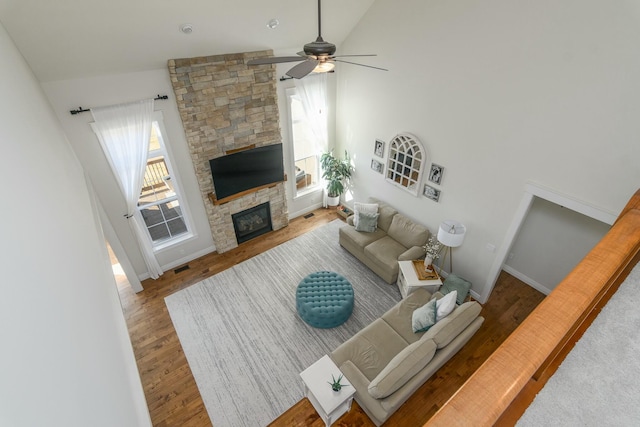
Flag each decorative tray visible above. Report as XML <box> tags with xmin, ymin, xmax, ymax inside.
<box><xmin>412</xmin><ymin>260</ymin><xmax>440</xmax><ymax>280</ymax></box>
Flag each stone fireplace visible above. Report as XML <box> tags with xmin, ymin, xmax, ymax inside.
<box><xmin>168</xmin><ymin>50</ymin><xmax>289</xmax><ymax>253</ymax></box>
<box><xmin>232</xmin><ymin>202</ymin><xmax>272</xmax><ymax>244</ymax></box>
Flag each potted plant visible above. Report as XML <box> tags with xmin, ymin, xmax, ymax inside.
<box><xmin>328</xmin><ymin>374</ymin><xmax>349</xmax><ymax>392</ymax></box>
<box><xmin>320</xmin><ymin>150</ymin><xmax>353</xmax><ymax>207</ymax></box>
<box><xmin>423</xmin><ymin>237</ymin><xmax>441</xmax><ymax>272</ymax></box>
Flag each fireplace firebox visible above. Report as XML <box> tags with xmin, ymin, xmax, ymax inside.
<box><xmin>231</xmin><ymin>202</ymin><xmax>273</xmax><ymax>244</ymax></box>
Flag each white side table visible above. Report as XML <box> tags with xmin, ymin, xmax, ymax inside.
<box><xmin>300</xmin><ymin>355</ymin><xmax>355</xmax><ymax>426</ymax></box>
<box><xmin>397</xmin><ymin>260</ymin><xmax>443</xmax><ymax>298</ymax></box>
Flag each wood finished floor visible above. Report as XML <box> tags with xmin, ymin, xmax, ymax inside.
<box><xmin>116</xmin><ymin>208</ymin><xmax>545</xmax><ymax>427</ymax></box>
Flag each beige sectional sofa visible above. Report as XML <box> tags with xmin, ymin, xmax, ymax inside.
<box><xmin>330</xmin><ymin>288</ymin><xmax>484</xmax><ymax>426</ymax></box>
<box><xmin>339</xmin><ymin>197</ymin><xmax>430</xmax><ymax>284</ymax></box>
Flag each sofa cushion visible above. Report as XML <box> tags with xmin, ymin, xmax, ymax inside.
<box><xmin>355</xmin><ymin>211</ymin><xmax>379</xmax><ymax>232</ymax></box>
<box><xmin>382</xmin><ymin>288</ymin><xmax>432</xmax><ymax>344</ymax></box>
<box><xmin>387</xmin><ymin>214</ymin><xmax>429</xmax><ymax>249</ymax></box>
<box><xmin>411</xmin><ymin>298</ymin><xmax>437</xmax><ymax>332</ymax></box>
<box><xmin>364</xmin><ymin>236</ymin><xmax>407</xmax><ymax>278</ymax></box>
<box><xmin>368</xmin><ymin>197</ymin><xmax>398</xmax><ymax>232</ymax></box>
<box><xmin>421</xmin><ymin>301</ymin><xmax>482</xmax><ymax>349</ymax></box>
<box><xmin>368</xmin><ymin>338</ymin><xmax>437</xmax><ymax>399</ymax></box>
<box><xmin>339</xmin><ymin>224</ymin><xmax>387</xmax><ymax>250</ymax></box>
<box><xmin>331</xmin><ymin>318</ymin><xmax>409</xmax><ymax>381</ymax></box>
<box><xmin>441</xmin><ymin>274</ymin><xmax>472</xmax><ymax>305</ymax></box>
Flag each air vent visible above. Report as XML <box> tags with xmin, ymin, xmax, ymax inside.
<box><xmin>304</xmin><ymin>213</ymin><xmax>315</xmax><ymax>219</ymax></box>
<box><xmin>174</xmin><ymin>265</ymin><xmax>190</xmax><ymax>274</ymax></box>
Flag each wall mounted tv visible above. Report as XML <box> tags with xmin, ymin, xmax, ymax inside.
<box><xmin>209</xmin><ymin>143</ymin><xmax>285</xmax><ymax>201</ymax></box>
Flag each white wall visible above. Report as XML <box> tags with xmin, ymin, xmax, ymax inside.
<box><xmin>337</xmin><ymin>0</ymin><xmax>640</xmax><ymax>300</ymax></box>
<box><xmin>504</xmin><ymin>197</ymin><xmax>611</xmax><ymax>294</ymax></box>
<box><xmin>0</xmin><ymin>22</ymin><xmax>151</xmax><ymax>427</ymax></box>
<box><xmin>42</xmin><ymin>70</ymin><xmax>215</xmax><ymax>279</ymax></box>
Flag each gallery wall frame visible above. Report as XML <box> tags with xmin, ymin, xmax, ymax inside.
<box><xmin>423</xmin><ymin>184</ymin><xmax>441</xmax><ymax>202</ymax></box>
<box><xmin>429</xmin><ymin>163</ymin><xmax>444</xmax><ymax>185</ymax></box>
<box><xmin>374</xmin><ymin>139</ymin><xmax>385</xmax><ymax>158</ymax></box>
<box><xmin>371</xmin><ymin>159</ymin><xmax>384</xmax><ymax>174</ymax></box>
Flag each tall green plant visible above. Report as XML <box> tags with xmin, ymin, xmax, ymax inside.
<box><xmin>320</xmin><ymin>150</ymin><xmax>353</xmax><ymax>198</ymax></box>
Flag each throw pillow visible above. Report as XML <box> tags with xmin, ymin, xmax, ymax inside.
<box><xmin>354</xmin><ymin>211</ymin><xmax>379</xmax><ymax>232</ymax></box>
<box><xmin>441</xmin><ymin>274</ymin><xmax>472</xmax><ymax>305</ymax></box>
<box><xmin>367</xmin><ymin>338</ymin><xmax>437</xmax><ymax>399</ymax></box>
<box><xmin>353</xmin><ymin>202</ymin><xmax>379</xmax><ymax>227</ymax></box>
<box><xmin>436</xmin><ymin>291</ymin><xmax>457</xmax><ymax>322</ymax></box>
<box><xmin>411</xmin><ymin>298</ymin><xmax>438</xmax><ymax>333</ymax></box>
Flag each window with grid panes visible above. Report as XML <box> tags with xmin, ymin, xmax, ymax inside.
<box><xmin>137</xmin><ymin>120</ymin><xmax>191</xmax><ymax>248</ymax></box>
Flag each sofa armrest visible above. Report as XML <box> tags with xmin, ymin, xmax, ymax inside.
<box><xmin>421</xmin><ymin>301</ymin><xmax>482</xmax><ymax>348</ymax></box>
<box><xmin>340</xmin><ymin>360</ymin><xmax>388</xmax><ymax>425</ymax></box>
<box><xmin>398</xmin><ymin>245</ymin><xmax>424</xmax><ymax>261</ymax></box>
<box><xmin>347</xmin><ymin>215</ymin><xmax>355</xmax><ymax>226</ymax></box>
<box><xmin>368</xmin><ymin>338</ymin><xmax>437</xmax><ymax>399</ymax></box>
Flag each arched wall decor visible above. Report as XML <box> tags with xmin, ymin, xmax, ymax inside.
<box><xmin>385</xmin><ymin>133</ymin><xmax>426</xmax><ymax>196</ymax></box>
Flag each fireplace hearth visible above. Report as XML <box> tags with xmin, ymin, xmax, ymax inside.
<box><xmin>232</xmin><ymin>202</ymin><xmax>273</xmax><ymax>244</ymax></box>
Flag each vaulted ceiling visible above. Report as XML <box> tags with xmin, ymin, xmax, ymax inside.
<box><xmin>0</xmin><ymin>0</ymin><xmax>375</xmax><ymax>82</ymax></box>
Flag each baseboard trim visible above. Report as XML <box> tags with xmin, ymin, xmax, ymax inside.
<box><xmin>137</xmin><ymin>245</ymin><xmax>217</xmax><ymax>283</ymax></box>
<box><xmin>502</xmin><ymin>265</ymin><xmax>553</xmax><ymax>295</ymax></box>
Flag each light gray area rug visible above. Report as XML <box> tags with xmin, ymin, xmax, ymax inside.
<box><xmin>518</xmin><ymin>262</ymin><xmax>640</xmax><ymax>426</ymax></box>
<box><xmin>165</xmin><ymin>219</ymin><xmax>401</xmax><ymax>426</ymax></box>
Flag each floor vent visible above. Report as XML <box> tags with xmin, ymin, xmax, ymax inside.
<box><xmin>304</xmin><ymin>213</ymin><xmax>315</xmax><ymax>219</ymax></box>
<box><xmin>174</xmin><ymin>265</ymin><xmax>190</xmax><ymax>274</ymax></box>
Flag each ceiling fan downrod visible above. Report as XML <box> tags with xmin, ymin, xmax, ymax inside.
<box><xmin>316</xmin><ymin>0</ymin><xmax>323</xmax><ymax>41</ymax></box>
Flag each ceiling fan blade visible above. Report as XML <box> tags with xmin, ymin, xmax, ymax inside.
<box><xmin>334</xmin><ymin>59</ymin><xmax>389</xmax><ymax>72</ymax></box>
<box><xmin>332</xmin><ymin>54</ymin><xmax>377</xmax><ymax>58</ymax></box>
<box><xmin>286</xmin><ymin>59</ymin><xmax>319</xmax><ymax>79</ymax></box>
<box><xmin>297</xmin><ymin>51</ymin><xmax>308</xmax><ymax>57</ymax></box>
<box><xmin>247</xmin><ymin>56</ymin><xmax>305</xmax><ymax>65</ymax></box>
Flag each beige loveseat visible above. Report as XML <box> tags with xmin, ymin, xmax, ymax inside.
<box><xmin>330</xmin><ymin>289</ymin><xmax>484</xmax><ymax>426</ymax></box>
<box><xmin>339</xmin><ymin>197</ymin><xmax>429</xmax><ymax>284</ymax></box>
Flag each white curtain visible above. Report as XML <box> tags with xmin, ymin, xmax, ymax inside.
<box><xmin>294</xmin><ymin>73</ymin><xmax>328</xmax><ymax>153</ymax></box>
<box><xmin>294</xmin><ymin>73</ymin><xmax>329</xmax><ymax>205</ymax></box>
<box><xmin>91</xmin><ymin>99</ymin><xmax>163</xmax><ymax>279</ymax></box>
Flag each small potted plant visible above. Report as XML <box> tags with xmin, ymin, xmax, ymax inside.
<box><xmin>320</xmin><ymin>150</ymin><xmax>353</xmax><ymax>207</ymax></box>
<box><xmin>328</xmin><ymin>374</ymin><xmax>348</xmax><ymax>392</ymax></box>
<box><xmin>423</xmin><ymin>237</ymin><xmax>441</xmax><ymax>272</ymax></box>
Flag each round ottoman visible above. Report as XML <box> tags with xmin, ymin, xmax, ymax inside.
<box><xmin>296</xmin><ymin>271</ymin><xmax>354</xmax><ymax>328</ymax></box>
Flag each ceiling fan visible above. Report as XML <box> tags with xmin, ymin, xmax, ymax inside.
<box><xmin>247</xmin><ymin>0</ymin><xmax>388</xmax><ymax>79</ymax></box>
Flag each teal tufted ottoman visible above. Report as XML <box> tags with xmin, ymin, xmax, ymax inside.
<box><xmin>296</xmin><ymin>271</ymin><xmax>354</xmax><ymax>328</ymax></box>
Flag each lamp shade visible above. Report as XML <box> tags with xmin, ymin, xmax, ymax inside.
<box><xmin>437</xmin><ymin>220</ymin><xmax>466</xmax><ymax>247</ymax></box>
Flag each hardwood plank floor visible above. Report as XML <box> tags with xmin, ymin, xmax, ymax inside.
<box><xmin>116</xmin><ymin>208</ymin><xmax>545</xmax><ymax>426</ymax></box>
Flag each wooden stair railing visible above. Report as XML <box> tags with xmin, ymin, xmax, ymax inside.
<box><xmin>425</xmin><ymin>189</ymin><xmax>640</xmax><ymax>426</ymax></box>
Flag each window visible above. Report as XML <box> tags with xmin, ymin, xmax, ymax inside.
<box><xmin>287</xmin><ymin>87</ymin><xmax>327</xmax><ymax>197</ymax></box>
<box><xmin>137</xmin><ymin>118</ymin><xmax>191</xmax><ymax>248</ymax></box>
<box><xmin>385</xmin><ymin>133</ymin><xmax>426</xmax><ymax>196</ymax></box>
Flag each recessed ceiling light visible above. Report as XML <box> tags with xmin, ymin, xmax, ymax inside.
<box><xmin>180</xmin><ymin>24</ymin><xmax>193</xmax><ymax>34</ymax></box>
<box><xmin>267</xmin><ymin>19</ymin><xmax>279</xmax><ymax>29</ymax></box>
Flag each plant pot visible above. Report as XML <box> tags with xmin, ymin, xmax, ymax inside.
<box><xmin>327</xmin><ymin>195</ymin><xmax>340</xmax><ymax>207</ymax></box>
<box><xmin>424</xmin><ymin>256</ymin><xmax>433</xmax><ymax>272</ymax></box>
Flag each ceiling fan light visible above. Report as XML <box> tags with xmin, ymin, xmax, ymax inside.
<box><xmin>312</xmin><ymin>62</ymin><xmax>335</xmax><ymax>73</ymax></box>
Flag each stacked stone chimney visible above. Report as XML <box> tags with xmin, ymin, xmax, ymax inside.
<box><xmin>168</xmin><ymin>50</ymin><xmax>288</xmax><ymax>253</ymax></box>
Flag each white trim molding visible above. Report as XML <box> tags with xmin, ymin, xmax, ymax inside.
<box><xmin>479</xmin><ymin>182</ymin><xmax>616</xmax><ymax>303</ymax></box>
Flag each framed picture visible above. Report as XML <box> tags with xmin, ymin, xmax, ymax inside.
<box><xmin>423</xmin><ymin>184</ymin><xmax>441</xmax><ymax>202</ymax></box>
<box><xmin>374</xmin><ymin>139</ymin><xmax>385</xmax><ymax>158</ymax></box>
<box><xmin>371</xmin><ymin>159</ymin><xmax>384</xmax><ymax>174</ymax></box>
<box><xmin>428</xmin><ymin>163</ymin><xmax>444</xmax><ymax>185</ymax></box>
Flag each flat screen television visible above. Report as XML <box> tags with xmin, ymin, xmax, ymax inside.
<box><xmin>209</xmin><ymin>143</ymin><xmax>284</xmax><ymax>201</ymax></box>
